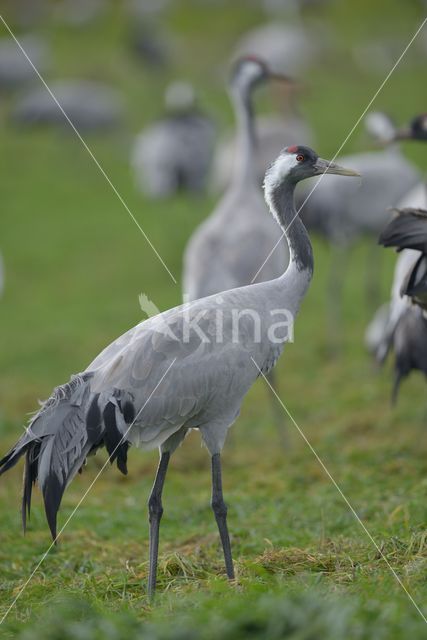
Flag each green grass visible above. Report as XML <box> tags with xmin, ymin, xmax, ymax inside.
<box><xmin>1</xmin><ymin>0</ymin><xmax>427</xmax><ymax>637</ymax></box>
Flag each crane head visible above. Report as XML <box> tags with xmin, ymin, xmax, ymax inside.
<box><xmin>408</xmin><ymin>113</ymin><xmax>427</xmax><ymax>141</ymax></box>
<box><xmin>231</xmin><ymin>55</ymin><xmax>294</xmax><ymax>92</ymax></box>
<box><xmin>265</xmin><ymin>145</ymin><xmax>360</xmax><ymax>189</ymax></box>
<box><xmin>395</xmin><ymin>113</ymin><xmax>427</xmax><ymax>141</ymax></box>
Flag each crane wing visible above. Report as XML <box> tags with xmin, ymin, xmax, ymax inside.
<box><xmin>379</xmin><ymin>208</ymin><xmax>427</xmax><ymax>253</ymax></box>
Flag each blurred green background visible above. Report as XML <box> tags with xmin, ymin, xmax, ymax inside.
<box><xmin>1</xmin><ymin>0</ymin><xmax>427</xmax><ymax>638</ymax></box>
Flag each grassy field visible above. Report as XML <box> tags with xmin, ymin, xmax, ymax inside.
<box><xmin>1</xmin><ymin>1</ymin><xmax>427</xmax><ymax>637</ymax></box>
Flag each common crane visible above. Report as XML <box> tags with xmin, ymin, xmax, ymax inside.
<box><xmin>131</xmin><ymin>82</ymin><xmax>215</xmax><ymax>198</ymax></box>
<box><xmin>373</xmin><ymin>207</ymin><xmax>427</xmax><ymax>401</ymax></box>
<box><xmin>12</xmin><ymin>80</ymin><xmax>124</xmax><ymax>131</ymax></box>
<box><xmin>300</xmin><ymin>113</ymin><xmax>423</xmax><ymax>345</ymax></box>
<box><xmin>0</xmin><ymin>146</ymin><xmax>358</xmax><ymax>597</ymax></box>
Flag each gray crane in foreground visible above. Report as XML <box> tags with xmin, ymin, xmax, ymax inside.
<box><xmin>372</xmin><ymin>207</ymin><xmax>427</xmax><ymax>401</ymax></box>
<box><xmin>0</xmin><ymin>146</ymin><xmax>358</xmax><ymax>597</ymax></box>
<box><xmin>183</xmin><ymin>57</ymin><xmax>292</xmax><ymax>442</ymax></box>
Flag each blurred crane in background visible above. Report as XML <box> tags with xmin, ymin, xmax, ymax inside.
<box><xmin>300</xmin><ymin>111</ymin><xmax>424</xmax><ymax>346</ymax></box>
<box><xmin>364</xmin><ymin>114</ymin><xmax>427</xmax><ymax>399</ymax></box>
<box><xmin>213</xmin><ymin>21</ymin><xmax>315</xmax><ymax>192</ymax></box>
<box><xmin>233</xmin><ymin>22</ymin><xmax>317</xmax><ymax>77</ymax></box>
<box><xmin>0</xmin><ymin>35</ymin><xmax>49</xmax><ymax>89</ymax></box>
<box><xmin>211</xmin><ymin>85</ymin><xmax>314</xmax><ymax>192</ymax></box>
<box><xmin>380</xmin><ymin>208</ymin><xmax>427</xmax><ymax>311</ymax></box>
<box><xmin>183</xmin><ymin>57</ymin><xmax>292</xmax><ymax>443</ymax></box>
<box><xmin>131</xmin><ymin>82</ymin><xmax>215</xmax><ymax>198</ymax></box>
<box><xmin>12</xmin><ymin>80</ymin><xmax>124</xmax><ymax>131</ymax></box>
<box><xmin>368</xmin><ymin>207</ymin><xmax>427</xmax><ymax>401</ymax></box>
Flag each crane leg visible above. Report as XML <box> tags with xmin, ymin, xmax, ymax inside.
<box><xmin>147</xmin><ymin>451</ymin><xmax>170</xmax><ymax>600</ymax></box>
<box><xmin>265</xmin><ymin>369</ymin><xmax>288</xmax><ymax>449</ymax></box>
<box><xmin>211</xmin><ymin>453</ymin><xmax>235</xmax><ymax>580</ymax></box>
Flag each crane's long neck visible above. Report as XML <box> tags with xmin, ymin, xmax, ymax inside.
<box><xmin>265</xmin><ymin>176</ymin><xmax>314</xmax><ymax>289</ymax></box>
<box><xmin>230</xmin><ymin>84</ymin><xmax>257</xmax><ymax>187</ymax></box>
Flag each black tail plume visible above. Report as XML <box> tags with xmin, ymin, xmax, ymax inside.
<box><xmin>0</xmin><ymin>373</ymin><xmax>134</xmax><ymax>541</ymax></box>
<box><xmin>22</xmin><ymin>441</ymin><xmax>41</xmax><ymax>532</ymax></box>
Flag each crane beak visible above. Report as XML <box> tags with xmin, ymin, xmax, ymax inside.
<box><xmin>269</xmin><ymin>72</ymin><xmax>297</xmax><ymax>86</ymax></box>
<box><xmin>393</xmin><ymin>127</ymin><xmax>411</xmax><ymax>140</ymax></box>
<box><xmin>314</xmin><ymin>157</ymin><xmax>361</xmax><ymax>177</ymax></box>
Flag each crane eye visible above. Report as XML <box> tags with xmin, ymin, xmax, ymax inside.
<box><xmin>296</xmin><ymin>154</ymin><xmax>304</xmax><ymax>162</ymax></box>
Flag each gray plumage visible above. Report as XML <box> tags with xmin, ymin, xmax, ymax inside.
<box><xmin>0</xmin><ymin>144</ymin><xmax>358</xmax><ymax>595</ymax></box>
<box><xmin>301</xmin><ymin>148</ymin><xmax>420</xmax><ymax>244</ymax></box>
<box><xmin>183</xmin><ymin>58</ymin><xmax>290</xmax><ymax>302</ymax></box>
<box><xmin>12</xmin><ymin>80</ymin><xmax>124</xmax><ymax>131</ymax></box>
<box><xmin>233</xmin><ymin>22</ymin><xmax>317</xmax><ymax>77</ymax></box>
<box><xmin>367</xmin><ymin>193</ymin><xmax>427</xmax><ymax>401</ymax></box>
<box><xmin>391</xmin><ymin>306</ymin><xmax>427</xmax><ymax>403</ymax></box>
<box><xmin>212</xmin><ymin>112</ymin><xmax>314</xmax><ymax>192</ymax></box>
<box><xmin>365</xmin><ymin>181</ymin><xmax>427</xmax><ymax>356</ymax></box>
<box><xmin>300</xmin><ymin>122</ymin><xmax>421</xmax><ymax>342</ymax></box>
<box><xmin>301</xmin><ymin>111</ymin><xmax>427</xmax><ymax>242</ymax></box>
<box><xmin>131</xmin><ymin>83</ymin><xmax>215</xmax><ymax>197</ymax></box>
<box><xmin>366</xmin><ymin>248</ymin><xmax>421</xmax><ymax>363</ymax></box>
<box><xmin>379</xmin><ymin>208</ymin><xmax>427</xmax><ymax>311</ymax></box>
<box><xmin>54</xmin><ymin>0</ymin><xmax>107</xmax><ymax>27</ymax></box>
<box><xmin>0</xmin><ymin>36</ymin><xmax>49</xmax><ymax>89</ymax></box>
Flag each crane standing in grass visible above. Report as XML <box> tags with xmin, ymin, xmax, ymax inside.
<box><xmin>364</xmin><ymin>114</ymin><xmax>427</xmax><ymax>399</ymax></box>
<box><xmin>0</xmin><ymin>146</ymin><xmax>358</xmax><ymax>598</ymax></box>
<box><xmin>183</xmin><ymin>57</ymin><xmax>292</xmax><ymax>442</ymax></box>
<box><xmin>373</xmin><ymin>207</ymin><xmax>427</xmax><ymax>400</ymax></box>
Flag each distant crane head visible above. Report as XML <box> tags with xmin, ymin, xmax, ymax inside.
<box><xmin>230</xmin><ymin>55</ymin><xmax>294</xmax><ymax>95</ymax></box>
<box><xmin>391</xmin><ymin>113</ymin><xmax>427</xmax><ymax>142</ymax></box>
<box><xmin>365</xmin><ymin>111</ymin><xmax>427</xmax><ymax>145</ymax></box>
<box><xmin>405</xmin><ymin>113</ymin><xmax>427</xmax><ymax>141</ymax></box>
<box><xmin>164</xmin><ymin>81</ymin><xmax>196</xmax><ymax>114</ymax></box>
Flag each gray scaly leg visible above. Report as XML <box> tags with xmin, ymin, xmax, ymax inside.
<box><xmin>147</xmin><ymin>451</ymin><xmax>170</xmax><ymax>599</ymax></box>
<box><xmin>211</xmin><ymin>453</ymin><xmax>235</xmax><ymax>580</ymax></box>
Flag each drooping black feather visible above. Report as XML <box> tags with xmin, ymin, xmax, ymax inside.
<box><xmin>403</xmin><ymin>255</ymin><xmax>427</xmax><ymax>310</ymax></box>
<box><xmin>0</xmin><ymin>443</ymin><xmax>28</xmax><ymax>477</ymax></box>
<box><xmin>122</xmin><ymin>400</ymin><xmax>135</xmax><ymax>424</ymax></box>
<box><xmin>379</xmin><ymin>208</ymin><xmax>427</xmax><ymax>253</ymax></box>
<box><xmin>86</xmin><ymin>394</ymin><xmax>102</xmax><ymax>442</ymax></box>
<box><xmin>103</xmin><ymin>402</ymin><xmax>129</xmax><ymax>475</ymax></box>
<box><xmin>42</xmin><ymin>471</ymin><xmax>64</xmax><ymax>542</ymax></box>
<box><xmin>103</xmin><ymin>402</ymin><xmax>120</xmax><ymax>462</ymax></box>
<box><xmin>22</xmin><ymin>441</ymin><xmax>41</xmax><ymax>531</ymax></box>
<box><xmin>0</xmin><ymin>373</ymin><xmax>136</xmax><ymax>542</ymax></box>
<box><xmin>116</xmin><ymin>442</ymin><xmax>129</xmax><ymax>476</ymax></box>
